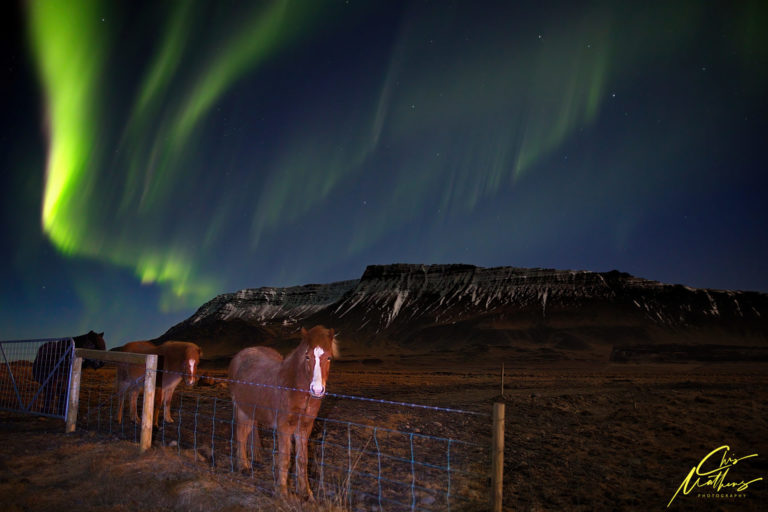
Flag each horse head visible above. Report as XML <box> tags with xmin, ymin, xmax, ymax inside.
<box><xmin>78</xmin><ymin>330</ymin><xmax>106</xmax><ymax>370</ymax></box>
<box><xmin>183</xmin><ymin>345</ymin><xmax>203</xmax><ymax>386</ymax></box>
<box><xmin>301</xmin><ymin>326</ymin><xmax>337</xmax><ymax>398</ymax></box>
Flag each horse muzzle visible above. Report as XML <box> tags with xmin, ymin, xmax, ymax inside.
<box><xmin>309</xmin><ymin>384</ymin><xmax>326</xmax><ymax>398</ymax></box>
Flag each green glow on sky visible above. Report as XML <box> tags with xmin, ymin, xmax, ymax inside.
<box><xmin>27</xmin><ymin>0</ymin><xmax>106</xmax><ymax>255</ymax></box>
<box><xmin>135</xmin><ymin>251</ymin><xmax>217</xmax><ymax>312</ymax></box>
<box><xmin>343</xmin><ymin>6</ymin><xmax>613</xmax><ymax>254</ymax></box>
<box><xmin>133</xmin><ymin>4</ymin><xmax>194</xmax><ymax>121</ymax></box>
<box><xmin>26</xmin><ymin>0</ymin><xmax>301</xmax><ymax>309</ymax></box>
<box><xmin>8</xmin><ymin>0</ymin><xmax>768</xmax><ymax>346</ymax></box>
<box><xmin>22</xmin><ymin>1</ymin><xmax>622</xmax><ymax>309</ymax></box>
<box><xmin>25</xmin><ymin>0</ymin><xmax>207</xmax><ymax>307</ymax></box>
<box><xmin>249</xmin><ymin>107</ymin><xmax>382</xmax><ymax>245</ymax></box>
<box><xmin>171</xmin><ymin>1</ymin><xmax>290</xmax><ymax>150</ymax></box>
<box><xmin>24</xmin><ymin>1</ymin><xmax>325</xmax><ymax>310</ymax></box>
<box><xmin>512</xmin><ymin>24</ymin><xmax>610</xmax><ymax>180</ymax></box>
<box><xmin>23</xmin><ymin>1</ymin><xmax>764</xmax><ymax>323</ymax></box>
<box><xmin>136</xmin><ymin>1</ymin><xmax>322</xmax><ymax>211</ymax></box>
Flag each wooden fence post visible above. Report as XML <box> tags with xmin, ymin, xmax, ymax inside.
<box><xmin>491</xmin><ymin>401</ymin><xmax>505</xmax><ymax>512</ymax></box>
<box><xmin>139</xmin><ymin>354</ymin><xmax>157</xmax><ymax>453</ymax></box>
<box><xmin>72</xmin><ymin>348</ymin><xmax>158</xmax><ymax>452</ymax></box>
<box><xmin>65</xmin><ymin>356</ymin><xmax>83</xmax><ymax>433</ymax></box>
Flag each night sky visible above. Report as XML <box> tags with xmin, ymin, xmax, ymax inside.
<box><xmin>2</xmin><ymin>1</ymin><xmax>767</xmax><ymax>348</ymax></box>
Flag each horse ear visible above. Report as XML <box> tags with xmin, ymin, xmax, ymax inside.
<box><xmin>328</xmin><ymin>328</ymin><xmax>334</xmax><ymax>338</ymax></box>
<box><xmin>301</xmin><ymin>327</ymin><xmax>308</xmax><ymax>337</ymax></box>
<box><xmin>99</xmin><ymin>332</ymin><xmax>104</xmax><ymax>337</ymax></box>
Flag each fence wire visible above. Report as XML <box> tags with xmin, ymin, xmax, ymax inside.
<box><xmin>0</xmin><ymin>338</ymin><xmax>74</xmax><ymax>419</ymax></box>
<box><xmin>75</xmin><ymin>365</ymin><xmax>490</xmax><ymax>511</ymax></box>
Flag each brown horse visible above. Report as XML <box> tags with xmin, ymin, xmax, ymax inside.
<box><xmin>114</xmin><ymin>340</ymin><xmax>202</xmax><ymax>426</ymax></box>
<box><xmin>228</xmin><ymin>325</ymin><xmax>338</xmax><ymax>498</ymax></box>
<box><xmin>32</xmin><ymin>331</ymin><xmax>106</xmax><ymax>415</ymax></box>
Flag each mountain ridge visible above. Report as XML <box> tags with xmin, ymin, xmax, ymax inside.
<box><xmin>159</xmin><ymin>263</ymin><xmax>768</xmax><ymax>361</ymax></box>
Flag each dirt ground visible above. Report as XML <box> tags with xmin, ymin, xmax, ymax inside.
<box><xmin>1</xmin><ymin>356</ymin><xmax>767</xmax><ymax>511</ymax></box>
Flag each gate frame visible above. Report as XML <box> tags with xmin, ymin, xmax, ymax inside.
<box><xmin>0</xmin><ymin>337</ymin><xmax>75</xmax><ymax>418</ymax></box>
<box><xmin>67</xmin><ymin>348</ymin><xmax>158</xmax><ymax>452</ymax></box>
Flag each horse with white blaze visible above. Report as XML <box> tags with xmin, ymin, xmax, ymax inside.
<box><xmin>228</xmin><ymin>325</ymin><xmax>338</xmax><ymax>498</ymax></box>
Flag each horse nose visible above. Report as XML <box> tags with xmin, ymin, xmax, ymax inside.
<box><xmin>310</xmin><ymin>384</ymin><xmax>325</xmax><ymax>397</ymax></box>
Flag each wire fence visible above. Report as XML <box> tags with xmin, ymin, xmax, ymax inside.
<box><xmin>76</xmin><ymin>365</ymin><xmax>491</xmax><ymax>511</ymax></box>
<box><xmin>0</xmin><ymin>338</ymin><xmax>75</xmax><ymax>419</ymax></box>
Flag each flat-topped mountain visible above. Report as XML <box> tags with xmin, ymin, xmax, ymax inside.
<box><xmin>159</xmin><ymin>264</ymin><xmax>768</xmax><ymax>362</ymax></box>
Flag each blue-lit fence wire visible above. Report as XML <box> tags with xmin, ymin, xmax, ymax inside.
<box><xmin>5</xmin><ymin>349</ymin><xmax>491</xmax><ymax>512</ymax></box>
<box><xmin>0</xmin><ymin>338</ymin><xmax>75</xmax><ymax>419</ymax></box>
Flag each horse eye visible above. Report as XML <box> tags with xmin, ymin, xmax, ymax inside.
<box><xmin>305</xmin><ymin>354</ymin><xmax>310</xmax><ymax>360</ymax></box>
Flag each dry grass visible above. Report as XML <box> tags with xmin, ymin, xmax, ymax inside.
<box><xmin>2</xmin><ymin>358</ymin><xmax>768</xmax><ymax>511</ymax></box>
<box><xmin>0</xmin><ymin>413</ymin><xmax>348</xmax><ymax>512</ymax></box>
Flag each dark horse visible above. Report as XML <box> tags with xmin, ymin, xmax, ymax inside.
<box><xmin>229</xmin><ymin>326</ymin><xmax>338</xmax><ymax>498</ymax></box>
<box><xmin>32</xmin><ymin>330</ymin><xmax>106</xmax><ymax>415</ymax></box>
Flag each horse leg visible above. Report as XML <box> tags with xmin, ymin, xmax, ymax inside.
<box><xmin>251</xmin><ymin>423</ymin><xmax>263</xmax><ymax>463</ymax></box>
<box><xmin>245</xmin><ymin>404</ymin><xmax>263</xmax><ymax>463</ymax></box>
<box><xmin>116</xmin><ymin>372</ymin><xmax>129</xmax><ymax>424</ymax></box>
<box><xmin>163</xmin><ymin>380</ymin><xmax>180</xmax><ymax>423</ymax></box>
<box><xmin>276</xmin><ymin>425</ymin><xmax>293</xmax><ymax>496</ymax></box>
<box><xmin>150</xmin><ymin>369</ymin><xmax>165</xmax><ymax>426</ymax></box>
<box><xmin>293</xmin><ymin>421</ymin><xmax>315</xmax><ymax>499</ymax></box>
<box><xmin>164</xmin><ymin>395</ymin><xmax>172</xmax><ymax>423</ymax></box>
<box><xmin>117</xmin><ymin>389</ymin><xmax>125</xmax><ymax>424</ymax></box>
<box><xmin>129</xmin><ymin>388</ymin><xmax>140</xmax><ymax>424</ymax></box>
<box><xmin>234</xmin><ymin>405</ymin><xmax>255</xmax><ymax>470</ymax></box>
<box><xmin>152</xmin><ymin>388</ymin><xmax>165</xmax><ymax>426</ymax></box>
<box><xmin>116</xmin><ymin>366</ymin><xmax>128</xmax><ymax>424</ymax></box>
<box><xmin>117</xmin><ymin>396</ymin><xmax>124</xmax><ymax>424</ymax></box>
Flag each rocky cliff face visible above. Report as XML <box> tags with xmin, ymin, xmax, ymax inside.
<box><xmin>187</xmin><ymin>280</ymin><xmax>358</xmax><ymax>325</ymax></box>
<box><xmin>160</xmin><ymin>264</ymin><xmax>768</xmax><ymax>359</ymax></box>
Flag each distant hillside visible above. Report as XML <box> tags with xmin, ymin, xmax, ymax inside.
<box><xmin>159</xmin><ymin>264</ymin><xmax>768</xmax><ymax>361</ymax></box>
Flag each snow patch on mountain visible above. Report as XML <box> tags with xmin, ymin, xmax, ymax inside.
<box><xmin>174</xmin><ymin>264</ymin><xmax>768</xmax><ymax>341</ymax></box>
<box><xmin>190</xmin><ymin>280</ymin><xmax>357</xmax><ymax>324</ymax></box>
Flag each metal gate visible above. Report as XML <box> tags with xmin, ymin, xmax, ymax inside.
<box><xmin>0</xmin><ymin>338</ymin><xmax>75</xmax><ymax>419</ymax></box>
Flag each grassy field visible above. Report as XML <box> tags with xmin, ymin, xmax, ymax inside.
<box><xmin>2</xmin><ymin>356</ymin><xmax>767</xmax><ymax>511</ymax></box>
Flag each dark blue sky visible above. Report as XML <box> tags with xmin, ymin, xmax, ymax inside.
<box><xmin>1</xmin><ymin>1</ymin><xmax>767</xmax><ymax>348</ymax></box>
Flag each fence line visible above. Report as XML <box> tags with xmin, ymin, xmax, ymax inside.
<box><xmin>71</xmin><ymin>348</ymin><xmax>157</xmax><ymax>451</ymax></box>
<box><xmin>0</xmin><ymin>338</ymin><xmax>75</xmax><ymax>419</ymax></box>
<box><xmin>206</xmin><ymin>372</ymin><xmax>490</xmax><ymax>417</ymax></box>
<box><xmin>79</xmin><ymin>365</ymin><xmax>490</xmax><ymax>510</ymax></box>
<box><xmin>2</xmin><ymin>341</ymin><xmax>496</xmax><ymax>510</ymax></box>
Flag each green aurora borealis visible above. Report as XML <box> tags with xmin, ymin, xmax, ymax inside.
<box><xmin>28</xmin><ymin>0</ymin><xmax>323</xmax><ymax>309</ymax></box>
<box><xmin>2</xmin><ymin>0</ymin><xmax>767</xmax><ymax>344</ymax></box>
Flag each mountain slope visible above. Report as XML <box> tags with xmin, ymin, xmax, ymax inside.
<box><xmin>160</xmin><ymin>264</ymin><xmax>768</xmax><ymax>360</ymax></box>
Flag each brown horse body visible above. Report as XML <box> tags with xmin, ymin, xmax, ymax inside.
<box><xmin>114</xmin><ymin>340</ymin><xmax>202</xmax><ymax>426</ymax></box>
<box><xmin>228</xmin><ymin>326</ymin><xmax>337</xmax><ymax>498</ymax></box>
